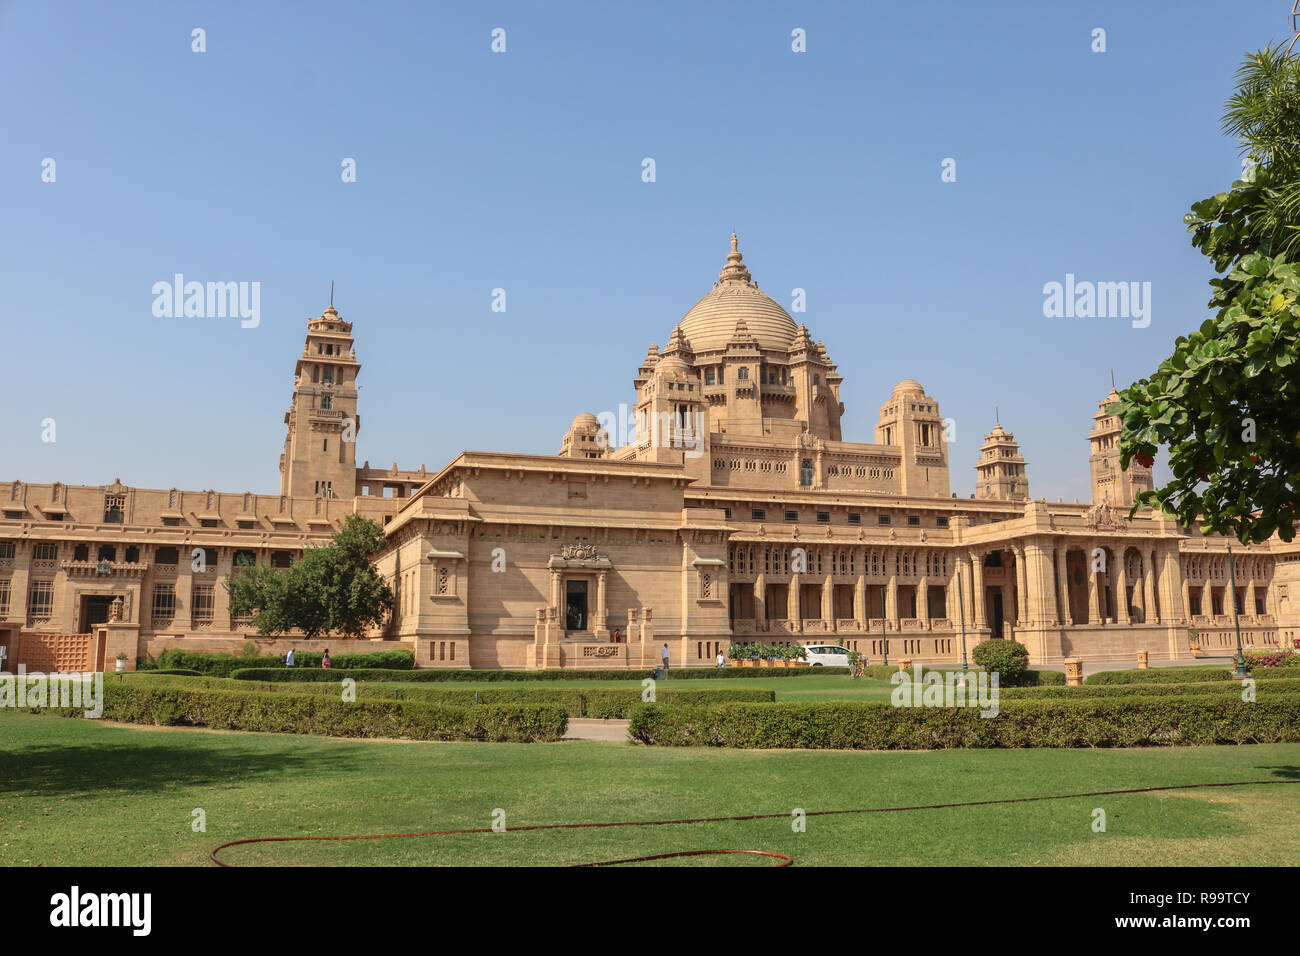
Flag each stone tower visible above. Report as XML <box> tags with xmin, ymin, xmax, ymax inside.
<box><xmin>1089</xmin><ymin>387</ymin><xmax>1152</xmax><ymax>506</ymax></box>
<box><xmin>975</xmin><ymin>421</ymin><xmax>1028</xmax><ymax>500</ymax></box>
<box><xmin>279</xmin><ymin>303</ymin><xmax>361</xmax><ymax>499</ymax></box>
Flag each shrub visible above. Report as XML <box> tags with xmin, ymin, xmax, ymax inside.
<box><xmin>664</xmin><ymin>666</ymin><xmax>849</xmax><ymax>679</ymax></box>
<box><xmin>971</xmin><ymin>639</ymin><xmax>1031</xmax><ymax>686</ymax></box>
<box><xmin>1085</xmin><ymin>666</ymin><xmax>1233</xmax><ymax>685</ymax></box>
<box><xmin>49</xmin><ymin>684</ymin><xmax>567</xmax><ymax>741</ymax></box>
<box><xmin>627</xmin><ymin>692</ymin><xmax>1300</xmax><ymax>749</ymax></box>
<box><xmin>1244</xmin><ymin>650</ymin><xmax>1300</xmax><ymax>669</ymax></box>
<box><xmin>229</xmin><ymin>667</ymin><xmax>657</xmax><ymax>682</ymax></box>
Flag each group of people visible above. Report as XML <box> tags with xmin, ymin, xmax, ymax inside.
<box><xmin>281</xmin><ymin>648</ymin><xmax>331</xmax><ymax>669</ymax></box>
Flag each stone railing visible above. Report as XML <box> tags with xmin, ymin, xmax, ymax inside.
<box><xmin>731</xmin><ymin>619</ymin><xmax>757</xmax><ymax>635</ymax></box>
<box><xmin>900</xmin><ymin>618</ymin><xmax>924</xmax><ymax>632</ymax></box>
<box><xmin>767</xmin><ymin>619</ymin><xmax>795</xmax><ymax>634</ymax></box>
<box><xmin>835</xmin><ymin>619</ymin><xmax>863</xmax><ymax>632</ymax></box>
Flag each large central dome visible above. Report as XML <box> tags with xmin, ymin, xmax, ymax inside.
<box><xmin>677</xmin><ymin>234</ymin><xmax>798</xmax><ymax>353</ymax></box>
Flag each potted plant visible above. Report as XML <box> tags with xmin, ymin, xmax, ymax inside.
<box><xmin>114</xmin><ymin>652</ymin><xmax>127</xmax><ymax>673</ymax></box>
<box><xmin>1187</xmin><ymin>627</ymin><xmax>1203</xmax><ymax>658</ymax></box>
<box><xmin>727</xmin><ymin>642</ymin><xmax>747</xmax><ymax>667</ymax></box>
<box><xmin>787</xmin><ymin>643</ymin><xmax>808</xmax><ymax>667</ymax></box>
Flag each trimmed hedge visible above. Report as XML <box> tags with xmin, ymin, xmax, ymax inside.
<box><xmin>229</xmin><ymin>667</ymin><xmax>658</xmax><ymax>682</ymax></box>
<box><xmin>627</xmin><ymin>693</ymin><xmax>1300</xmax><ymax>748</ymax></box>
<box><xmin>669</xmin><ymin>666</ymin><xmax>851</xmax><ymax>679</ymax></box>
<box><xmin>1003</xmin><ymin>675</ymin><xmax>1300</xmax><ymax>699</ymax></box>
<box><xmin>45</xmin><ymin>684</ymin><xmax>566</xmax><ymax>741</ymax></box>
<box><xmin>149</xmin><ymin>647</ymin><xmax>415</xmax><ymax>675</ymax></box>
<box><xmin>1085</xmin><ymin>667</ymin><xmax>1234</xmax><ymax>685</ymax></box>
<box><xmin>206</xmin><ymin>680</ymin><xmax>773</xmax><ymax>718</ymax></box>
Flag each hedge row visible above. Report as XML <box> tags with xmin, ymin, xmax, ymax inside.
<box><xmin>858</xmin><ymin>665</ymin><xmax>1066</xmax><ymax>685</ymax></box>
<box><xmin>146</xmin><ymin>647</ymin><xmax>415</xmax><ymax>676</ymax></box>
<box><xmin>201</xmin><ymin>680</ymin><xmax>774</xmax><ymax>718</ymax></box>
<box><xmin>44</xmin><ymin>684</ymin><xmax>566</xmax><ymax>741</ymax></box>
<box><xmin>1002</xmin><ymin>674</ymin><xmax>1300</xmax><ymax>700</ymax></box>
<box><xmin>626</xmin><ymin>693</ymin><xmax>1300</xmax><ymax>748</ymax></box>
<box><xmin>228</xmin><ymin>667</ymin><xmax>660</xmax><ymax>682</ymax></box>
<box><xmin>667</xmin><ymin>666</ymin><xmax>851</xmax><ymax>679</ymax></box>
<box><xmin>1085</xmin><ymin>667</ymin><xmax>1234</xmax><ymax>685</ymax></box>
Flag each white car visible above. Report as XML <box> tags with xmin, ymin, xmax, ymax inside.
<box><xmin>800</xmin><ymin>644</ymin><xmax>854</xmax><ymax>667</ymax></box>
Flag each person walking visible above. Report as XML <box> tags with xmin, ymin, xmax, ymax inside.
<box><xmin>285</xmin><ymin>648</ymin><xmax>295</xmax><ymax>668</ymax></box>
<box><xmin>716</xmin><ymin>649</ymin><xmax>725</xmax><ymax>668</ymax></box>
<box><xmin>321</xmin><ymin>649</ymin><xmax>331</xmax><ymax>669</ymax></box>
<box><xmin>661</xmin><ymin>643</ymin><xmax>670</xmax><ymax>670</ymax></box>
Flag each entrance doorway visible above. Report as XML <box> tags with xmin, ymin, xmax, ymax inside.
<box><xmin>80</xmin><ymin>595</ymin><xmax>118</xmax><ymax>633</ymax></box>
<box><xmin>565</xmin><ymin>580</ymin><xmax>588</xmax><ymax>632</ymax></box>
<box><xmin>990</xmin><ymin>591</ymin><xmax>1004</xmax><ymax>638</ymax></box>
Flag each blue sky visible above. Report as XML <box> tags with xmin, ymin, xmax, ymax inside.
<box><xmin>0</xmin><ymin>0</ymin><xmax>1289</xmax><ymax>502</ymax></box>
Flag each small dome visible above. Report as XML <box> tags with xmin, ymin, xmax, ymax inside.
<box><xmin>892</xmin><ymin>379</ymin><xmax>925</xmax><ymax>396</ymax></box>
<box><xmin>571</xmin><ymin>413</ymin><xmax>599</xmax><ymax>430</ymax></box>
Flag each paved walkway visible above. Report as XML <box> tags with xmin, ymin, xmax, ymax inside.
<box><xmin>563</xmin><ymin>718</ymin><xmax>631</xmax><ymax>742</ymax></box>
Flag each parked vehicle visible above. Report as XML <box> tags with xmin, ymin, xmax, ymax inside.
<box><xmin>800</xmin><ymin>644</ymin><xmax>854</xmax><ymax>668</ymax></box>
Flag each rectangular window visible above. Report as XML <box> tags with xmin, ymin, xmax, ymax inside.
<box><xmin>151</xmin><ymin>584</ymin><xmax>176</xmax><ymax>628</ymax></box>
<box><xmin>816</xmin><ymin>512</ymin><xmax>830</xmax><ymax>523</ymax></box>
<box><xmin>192</xmin><ymin>585</ymin><xmax>214</xmax><ymax>626</ymax></box>
<box><xmin>33</xmin><ymin>543</ymin><xmax>57</xmax><ymax>561</ymax></box>
<box><xmin>784</xmin><ymin>510</ymin><xmax>799</xmax><ymax>522</ymax></box>
<box><xmin>163</xmin><ymin>517</ymin><xmax>181</xmax><ymax>527</ymax></box>
<box><xmin>936</xmin><ymin>516</ymin><xmax>950</xmax><ymax>528</ymax></box>
<box><xmin>847</xmin><ymin>513</ymin><xmax>861</xmax><ymax>525</ymax></box>
<box><xmin>0</xmin><ymin>541</ymin><xmax>14</xmax><ymax>559</ymax></box>
<box><xmin>723</xmin><ymin>507</ymin><xmax>732</xmax><ymax>520</ymax></box>
<box><xmin>751</xmin><ymin>509</ymin><xmax>765</xmax><ymax>521</ymax></box>
<box><xmin>103</xmin><ymin>494</ymin><xmax>126</xmax><ymax>523</ymax></box>
<box><xmin>877</xmin><ymin>514</ymin><xmax>891</xmax><ymax>526</ymax></box>
<box><xmin>237</xmin><ymin>520</ymin><xmax>255</xmax><ymax>530</ymax></box>
<box><xmin>0</xmin><ymin>578</ymin><xmax>10</xmax><ymax>616</ymax></box>
<box><xmin>907</xmin><ymin>516</ymin><xmax>921</xmax><ymax>526</ymax></box>
<box><xmin>28</xmin><ymin>580</ymin><xmax>54</xmax><ymax>622</ymax></box>
<box><xmin>200</xmin><ymin>518</ymin><xmax>218</xmax><ymax>528</ymax></box>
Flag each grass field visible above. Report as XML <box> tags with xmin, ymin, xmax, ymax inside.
<box><xmin>4</xmin><ymin>711</ymin><xmax>1298</xmax><ymax>866</ymax></box>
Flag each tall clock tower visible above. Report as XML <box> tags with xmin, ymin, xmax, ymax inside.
<box><xmin>279</xmin><ymin>303</ymin><xmax>361</xmax><ymax>499</ymax></box>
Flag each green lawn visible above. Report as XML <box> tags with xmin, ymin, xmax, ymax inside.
<box><xmin>3</xmin><ymin>711</ymin><xmax>1298</xmax><ymax>866</ymax></box>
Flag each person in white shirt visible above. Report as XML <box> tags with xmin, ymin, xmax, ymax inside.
<box><xmin>716</xmin><ymin>651</ymin><xmax>725</xmax><ymax>668</ymax></box>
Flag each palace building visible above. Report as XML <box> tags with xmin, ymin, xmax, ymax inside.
<box><xmin>4</xmin><ymin>235</ymin><xmax>1299</xmax><ymax>672</ymax></box>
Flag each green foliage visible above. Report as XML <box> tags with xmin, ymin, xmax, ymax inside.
<box><xmin>52</xmin><ymin>684</ymin><xmax>567</xmax><ymax>741</ymax></box>
<box><xmin>970</xmin><ymin>639</ymin><xmax>1031</xmax><ymax>685</ymax></box>
<box><xmin>1005</xmin><ymin>673</ymin><xmax>1300</xmax><ymax>699</ymax></box>
<box><xmin>229</xmin><ymin>667</ymin><xmax>658</xmax><ymax>682</ymax></box>
<box><xmin>663</xmin><ymin>665</ymin><xmax>851</xmax><ymax>678</ymax></box>
<box><xmin>225</xmin><ymin>514</ymin><xmax>394</xmax><ymax>638</ymax></box>
<box><xmin>1117</xmin><ymin>46</ymin><xmax>1300</xmax><ymax>542</ymax></box>
<box><xmin>151</xmin><ymin>647</ymin><xmax>413</xmax><ymax>676</ymax></box>
<box><xmin>627</xmin><ymin>694</ymin><xmax>1300</xmax><ymax>748</ymax></box>
<box><xmin>1086</xmin><ymin>666</ymin><xmax>1234</xmax><ymax>684</ymax></box>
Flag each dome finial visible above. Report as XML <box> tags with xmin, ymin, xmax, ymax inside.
<box><xmin>718</xmin><ymin>232</ymin><xmax>752</xmax><ymax>286</ymax></box>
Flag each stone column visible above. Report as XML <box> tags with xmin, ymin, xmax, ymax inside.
<box><xmin>596</xmin><ymin>570</ymin><xmax>607</xmax><ymax>633</ymax></box>
<box><xmin>1115</xmin><ymin>549</ymin><xmax>1130</xmax><ymax>624</ymax></box>
<box><xmin>752</xmin><ymin>573</ymin><xmax>765</xmax><ymax>628</ymax></box>
<box><xmin>822</xmin><ymin>572</ymin><xmax>834</xmax><ymax>630</ymax></box>
<box><xmin>214</xmin><ymin>549</ymin><xmax>233</xmax><ymax>629</ymax></box>
<box><xmin>788</xmin><ymin>573</ymin><xmax>801</xmax><ymax>629</ymax></box>
<box><xmin>918</xmin><ymin>575</ymin><xmax>929</xmax><ymax>629</ymax></box>
<box><xmin>1087</xmin><ymin>545</ymin><xmax>1102</xmax><ymax>625</ymax></box>
<box><xmin>10</xmin><ymin>544</ymin><xmax>31</xmax><ymax>623</ymax></box>
<box><xmin>853</xmin><ymin>567</ymin><xmax>866</xmax><ymax>628</ymax></box>
<box><xmin>1144</xmin><ymin>549</ymin><xmax>1158</xmax><ymax>624</ymax></box>
<box><xmin>970</xmin><ymin>550</ymin><xmax>986</xmax><ymax>628</ymax></box>
<box><xmin>550</xmin><ymin>569</ymin><xmax>561</xmax><ymax>612</ymax></box>
<box><xmin>1202</xmin><ymin>581</ymin><xmax>1213</xmax><ymax>619</ymax></box>
<box><xmin>886</xmin><ymin>557</ymin><xmax>899</xmax><ymax>629</ymax></box>
<box><xmin>1014</xmin><ymin>545</ymin><xmax>1028</xmax><ymax>624</ymax></box>
<box><xmin>1055</xmin><ymin>544</ymin><xmax>1071</xmax><ymax>625</ymax></box>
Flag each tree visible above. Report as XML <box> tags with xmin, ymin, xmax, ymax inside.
<box><xmin>227</xmin><ymin>514</ymin><xmax>393</xmax><ymax>638</ymax></box>
<box><xmin>1116</xmin><ymin>45</ymin><xmax>1300</xmax><ymax>543</ymax></box>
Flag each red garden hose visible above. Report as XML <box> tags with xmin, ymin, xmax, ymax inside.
<box><xmin>209</xmin><ymin>778</ymin><xmax>1300</xmax><ymax>867</ymax></box>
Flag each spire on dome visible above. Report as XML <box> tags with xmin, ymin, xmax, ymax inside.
<box><xmin>718</xmin><ymin>232</ymin><xmax>754</xmax><ymax>286</ymax></box>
